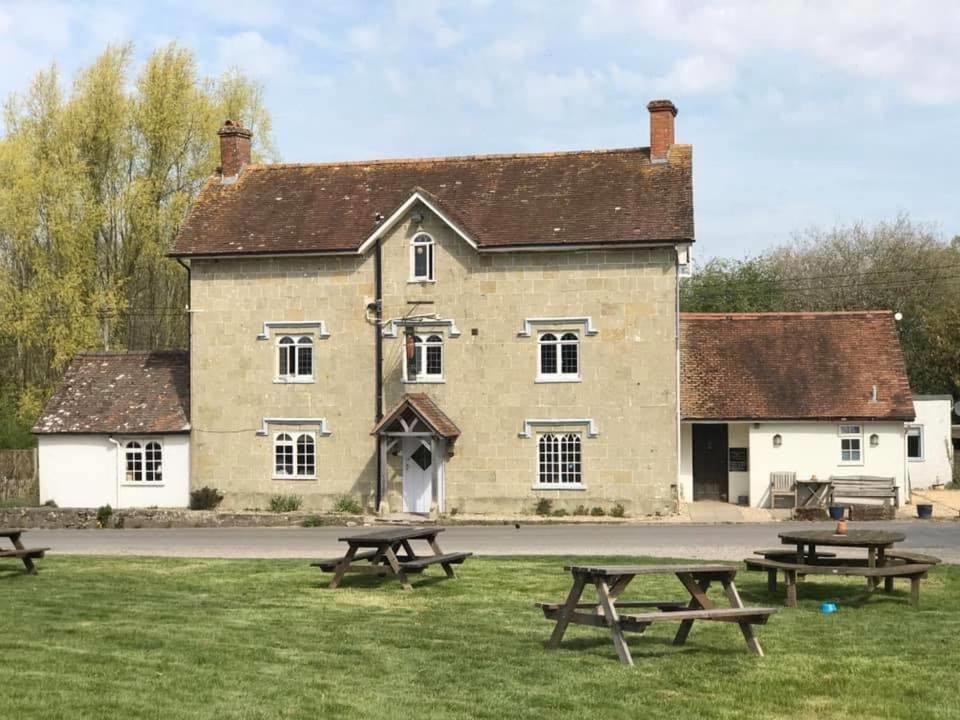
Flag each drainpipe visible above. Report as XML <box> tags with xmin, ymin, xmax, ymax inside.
<box><xmin>107</xmin><ymin>435</ymin><xmax>121</xmax><ymax>509</ymax></box>
<box><xmin>175</xmin><ymin>257</ymin><xmax>191</xmax><ymax>352</ymax></box>
<box><xmin>373</xmin><ymin>218</ymin><xmax>385</xmax><ymax>511</ymax></box>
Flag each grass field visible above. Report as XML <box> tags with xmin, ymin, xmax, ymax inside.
<box><xmin>2</xmin><ymin>555</ymin><xmax>957</xmax><ymax>719</ymax></box>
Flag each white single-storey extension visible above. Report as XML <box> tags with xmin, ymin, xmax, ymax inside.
<box><xmin>678</xmin><ymin>312</ymin><xmax>916</xmax><ymax>508</ymax></box>
<box><xmin>907</xmin><ymin>395</ymin><xmax>955</xmax><ymax>489</ymax></box>
<box><xmin>32</xmin><ymin>351</ymin><xmax>190</xmax><ymax>509</ymax></box>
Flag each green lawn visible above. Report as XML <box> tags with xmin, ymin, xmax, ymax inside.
<box><xmin>2</xmin><ymin>555</ymin><xmax>957</xmax><ymax>720</ymax></box>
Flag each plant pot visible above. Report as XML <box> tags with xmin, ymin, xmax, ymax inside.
<box><xmin>916</xmin><ymin>504</ymin><xmax>934</xmax><ymax>519</ymax></box>
<box><xmin>828</xmin><ymin>506</ymin><xmax>846</xmax><ymax>521</ymax></box>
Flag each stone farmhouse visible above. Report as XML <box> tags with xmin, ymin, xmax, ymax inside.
<box><xmin>34</xmin><ymin>99</ymin><xmax>940</xmax><ymax>514</ymax></box>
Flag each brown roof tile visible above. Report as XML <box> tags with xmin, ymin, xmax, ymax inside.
<box><xmin>172</xmin><ymin>145</ymin><xmax>693</xmax><ymax>256</ymax></box>
<box><xmin>371</xmin><ymin>393</ymin><xmax>460</xmax><ymax>440</ymax></box>
<box><xmin>680</xmin><ymin>312</ymin><xmax>914</xmax><ymax>421</ymax></box>
<box><xmin>33</xmin><ymin>351</ymin><xmax>190</xmax><ymax>434</ymax></box>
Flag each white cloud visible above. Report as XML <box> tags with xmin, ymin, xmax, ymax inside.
<box><xmin>580</xmin><ymin>0</ymin><xmax>960</xmax><ymax>104</ymax></box>
<box><xmin>655</xmin><ymin>54</ymin><xmax>735</xmax><ymax>94</ymax></box>
<box><xmin>215</xmin><ymin>31</ymin><xmax>294</xmax><ymax>79</ymax></box>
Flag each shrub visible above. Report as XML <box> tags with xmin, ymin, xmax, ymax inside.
<box><xmin>269</xmin><ymin>495</ymin><xmax>303</xmax><ymax>513</ymax></box>
<box><xmin>610</xmin><ymin>503</ymin><xmax>626</xmax><ymax>518</ymax></box>
<box><xmin>534</xmin><ymin>498</ymin><xmax>553</xmax><ymax>516</ymax></box>
<box><xmin>302</xmin><ymin>515</ymin><xmax>324</xmax><ymax>527</ymax></box>
<box><xmin>190</xmin><ymin>486</ymin><xmax>224</xmax><ymax>511</ymax></box>
<box><xmin>0</xmin><ymin>498</ymin><xmax>29</xmax><ymax>509</ymax></box>
<box><xmin>449</xmin><ymin>507</ymin><xmax>459</xmax><ymax>516</ymax></box>
<box><xmin>333</xmin><ymin>496</ymin><xmax>363</xmax><ymax>515</ymax></box>
<box><xmin>590</xmin><ymin>506</ymin><xmax>606</xmax><ymax>517</ymax></box>
<box><xmin>573</xmin><ymin>504</ymin><xmax>588</xmax><ymax>516</ymax></box>
<box><xmin>551</xmin><ymin>508</ymin><xmax>569</xmax><ymax>517</ymax></box>
<box><xmin>96</xmin><ymin>504</ymin><xmax>113</xmax><ymax>528</ymax></box>
<box><xmin>43</xmin><ymin>499</ymin><xmax>58</xmax><ymax>508</ymax></box>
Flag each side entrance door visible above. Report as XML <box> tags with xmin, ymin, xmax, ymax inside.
<box><xmin>692</xmin><ymin>423</ymin><xmax>729</xmax><ymax>501</ymax></box>
<box><xmin>402</xmin><ymin>438</ymin><xmax>433</xmax><ymax>513</ymax></box>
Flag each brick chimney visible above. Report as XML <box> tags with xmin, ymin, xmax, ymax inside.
<box><xmin>217</xmin><ymin>120</ymin><xmax>252</xmax><ymax>179</ymax></box>
<box><xmin>647</xmin><ymin>99</ymin><xmax>677</xmax><ymax>162</ymax></box>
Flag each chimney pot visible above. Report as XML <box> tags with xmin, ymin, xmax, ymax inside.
<box><xmin>217</xmin><ymin>119</ymin><xmax>253</xmax><ymax>179</ymax></box>
<box><xmin>647</xmin><ymin>99</ymin><xmax>677</xmax><ymax>162</ymax></box>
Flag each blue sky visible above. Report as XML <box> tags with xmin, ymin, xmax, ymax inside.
<box><xmin>1</xmin><ymin>0</ymin><xmax>958</xmax><ymax>259</ymax></box>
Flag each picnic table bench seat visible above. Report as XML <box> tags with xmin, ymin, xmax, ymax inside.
<box><xmin>744</xmin><ymin>556</ymin><xmax>933</xmax><ymax>607</ymax></box>
<box><xmin>885</xmin><ymin>550</ymin><xmax>942</xmax><ymax>565</ymax></box>
<box><xmin>754</xmin><ymin>548</ymin><xmax>836</xmax><ymax>560</ymax></box>
<box><xmin>538</xmin><ymin>602</ymin><xmax>775</xmax><ymax>630</ymax></box>
<box><xmin>399</xmin><ymin>552</ymin><xmax>471</xmax><ymax>571</ymax></box>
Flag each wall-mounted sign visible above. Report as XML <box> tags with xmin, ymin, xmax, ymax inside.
<box><xmin>728</xmin><ymin>447</ymin><xmax>749</xmax><ymax>472</ymax></box>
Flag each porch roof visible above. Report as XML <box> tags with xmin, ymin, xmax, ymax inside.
<box><xmin>680</xmin><ymin>311</ymin><xmax>915</xmax><ymax>422</ymax></box>
<box><xmin>371</xmin><ymin>393</ymin><xmax>461</xmax><ymax>439</ymax></box>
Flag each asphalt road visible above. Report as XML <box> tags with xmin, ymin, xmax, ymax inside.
<box><xmin>24</xmin><ymin>520</ymin><xmax>960</xmax><ymax>561</ymax></box>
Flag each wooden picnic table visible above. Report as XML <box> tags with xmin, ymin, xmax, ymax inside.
<box><xmin>537</xmin><ymin>564</ymin><xmax>776</xmax><ymax>666</ymax></box>
<box><xmin>780</xmin><ymin>529</ymin><xmax>904</xmax><ymax>582</ymax></box>
<box><xmin>311</xmin><ymin>527</ymin><xmax>471</xmax><ymax>591</ymax></box>
<box><xmin>0</xmin><ymin>529</ymin><xmax>49</xmax><ymax>575</ymax></box>
<box><xmin>745</xmin><ymin>529</ymin><xmax>929</xmax><ymax>606</ymax></box>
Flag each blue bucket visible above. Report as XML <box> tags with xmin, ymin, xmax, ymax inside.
<box><xmin>820</xmin><ymin>602</ymin><xmax>838</xmax><ymax>614</ymax></box>
<box><xmin>828</xmin><ymin>506</ymin><xmax>845</xmax><ymax>521</ymax></box>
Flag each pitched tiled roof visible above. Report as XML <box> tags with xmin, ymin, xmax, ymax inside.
<box><xmin>33</xmin><ymin>351</ymin><xmax>190</xmax><ymax>434</ymax></box>
<box><xmin>171</xmin><ymin>145</ymin><xmax>693</xmax><ymax>256</ymax></box>
<box><xmin>680</xmin><ymin>312</ymin><xmax>914</xmax><ymax>421</ymax></box>
<box><xmin>371</xmin><ymin>394</ymin><xmax>461</xmax><ymax>440</ymax></box>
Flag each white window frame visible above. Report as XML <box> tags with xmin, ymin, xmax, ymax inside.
<box><xmin>276</xmin><ymin>334</ymin><xmax>314</xmax><ymax>383</ymax></box>
<box><xmin>123</xmin><ymin>439</ymin><xmax>163</xmax><ymax>485</ymax></box>
<box><xmin>403</xmin><ymin>333</ymin><xmax>445</xmax><ymax>383</ymax></box>
<box><xmin>273</xmin><ymin>431</ymin><xmax>317</xmax><ymax>480</ymax></box>
<box><xmin>410</xmin><ymin>232</ymin><xmax>435</xmax><ymax>282</ymax></box>
<box><xmin>537</xmin><ymin>331</ymin><xmax>580</xmax><ymax>382</ymax></box>
<box><xmin>839</xmin><ymin>424</ymin><xmax>863</xmax><ymax>465</ymax></box>
<box><xmin>535</xmin><ymin>432</ymin><xmax>584</xmax><ymax>489</ymax></box>
<box><xmin>906</xmin><ymin>425</ymin><xmax>924</xmax><ymax>461</ymax></box>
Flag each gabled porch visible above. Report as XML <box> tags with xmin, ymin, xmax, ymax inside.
<box><xmin>371</xmin><ymin>394</ymin><xmax>460</xmax><ymax>517</ymax></box>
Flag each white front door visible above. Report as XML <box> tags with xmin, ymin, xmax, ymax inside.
<box><xmin>402</xmin><ymin>438</ymin><xmax>433</xmax><ymax>513</ymax></box>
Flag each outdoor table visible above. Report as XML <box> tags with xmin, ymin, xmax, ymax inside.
<box><xmin>0</xmin><ymin>529</ymin><xmax>48</xmax><ymax>575</ymax></box>
<box><xmin>779</xmin><ymin>529</ymin><xmax>906</xmax><ymax>589</ymax></box>
<box><xmin>312</xmin><ymin>527</ymin><xmax>471</xmax><ymax>591</ymax></box>
<box><xmin>795</xmin><ymin>478</ymin><xmax>832</xmax><ymax>509</ymax></box>
<box><xmin>538</xmin><ymin>564</ymin><xmax>776</xmax><ymax>666</ymax></box>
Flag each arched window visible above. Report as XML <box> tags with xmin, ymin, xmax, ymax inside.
<box><xmin>278</xmin><ymin>335</ymin><xmax>313</xmax><ymax>380</ymax></box>
<box><xmin>124</xmin><ymin>440</ymin><xmax>163</xmax><ymax>483</ymax></box>
<box><xmin>537</xmin><ymin>433</ymin><xmax>582</xmax><ymax>486</ymax></box>
<box><xmin>274</xmin><ymin>432</ymin><xmax>317</xmax><ymax>478</ymax></box>
<box><xmin>410</xmin><ymin>232</ymin><xmax>435</xmax><ymax>281</ymax></box>
<box><xmin>538</xmin><ymin>331</ymin><xmax>579</xmax><ymax>380</ymax></box>
<box><xmin>406</xmin><ymin>333</ymin><xmax>444</xmax><ymax>381</ymax></box>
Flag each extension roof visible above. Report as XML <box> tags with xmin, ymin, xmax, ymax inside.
<box><xmin>33</xmin><ymin>351</ymin><xmax>190</xmax><ymax>435</ymax></box>
<box><xmin>680</xmin><ymin>312</ymin><xmax>915</xmax><ymax>422</ymax></box>
<box><xmin>171</xmin><ymin>145</ymin><xmax>693</xmax><ymax>257</ymax></box>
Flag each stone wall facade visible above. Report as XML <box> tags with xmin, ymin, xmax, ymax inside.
<box><xmin>189</xmin><ymin>205</ymin><xmax>680</xmax><ymax>515</ymax></box>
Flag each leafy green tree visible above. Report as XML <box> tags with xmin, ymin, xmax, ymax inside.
<box><xmin>680</xmin><ymin>256</ymin><xmax>785</xmax><ymax>312</ymax></box>
<box><xmin>0</xmin><ymin>43</ymin><xmax>275</xmax><ymax>436</ymax></box>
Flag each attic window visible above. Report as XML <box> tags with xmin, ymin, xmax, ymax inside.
<box><xmin>410</xmin><ymin>232</ymin><xmax>434</xmax><ymax>282</ymax></box>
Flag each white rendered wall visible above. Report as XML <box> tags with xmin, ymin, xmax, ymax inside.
<box><xmin>679</xmin><ymin>421</ymin><xmax>908</xmax><ymax>508</ymax></box>
<box><xmin>909</xmin><ymin>397</ymin><xmax>954</xmax><ymax>489</ymax></box>
<box><xmin>38</xmin><ymin>434</ymin><xmax>190</xmax><ymax>509</ymax></box>
<box><xmin>748</xmin><ymin>422</ymin><xmax>906</xmax><ymax>508</ymax></box>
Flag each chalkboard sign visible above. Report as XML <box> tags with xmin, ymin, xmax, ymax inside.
<box><xmin>728</xmin><ymin>448</ymin><xmax>749</xmax><ymax>472</ymax></box>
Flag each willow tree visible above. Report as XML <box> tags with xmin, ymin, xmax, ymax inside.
<box><xmin>0</xmin><ymin>43</ymin><xmax>274</xmax><ymax>433</ymax></box>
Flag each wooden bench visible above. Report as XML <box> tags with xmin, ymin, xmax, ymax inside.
<box><xmin>755</xmin><ymin>548</ymin><xmax>836</xmax><ymax>560</ymax></box>
<box><xmin>744</xmin><ymin>557</ymin><xmax>932</xmax><ymax>607</ymax></box>
<box><xmin>311</xmin><ymin>549</ymin><xmax>380</xmax><ymax>571</ymax></box>
<box><xmin>398</xmin><ymin>552</ymin><xmax>471</xmax><ymax>571</ymax></box>
<box><xmin>829</xmin><ymin>475</ymin><xmax>899</xmax><ymax>508</ymax></box>
<box><xmin>886</xmin><ymin>550</ymin><xmax>942</xmax><ymax>565</ymax></box>
<box><xmin>537</xmin><ymin>603</ymin><xmax>775</xmax><ymax>633</ymax></box>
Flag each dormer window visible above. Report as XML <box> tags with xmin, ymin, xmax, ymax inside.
<box><xmin>411</xmin><ymin>232</ymin><xmax>435</xmax><ymax>281</ymax></box>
